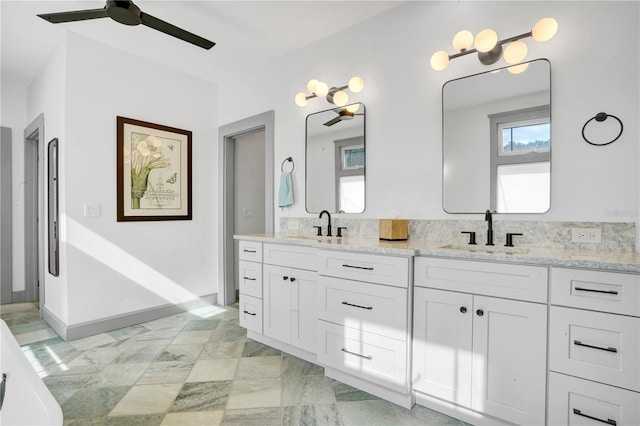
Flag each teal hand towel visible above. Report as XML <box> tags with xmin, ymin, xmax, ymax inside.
<box><xmin>278</xmin><ymin>172</ymin><xmax>294</xmax><ymax>208</ymax></box>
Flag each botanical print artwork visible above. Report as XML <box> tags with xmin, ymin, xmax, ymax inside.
<box><xmin>128</xmin><ymin>132</ymin><xmax>181</xmax><ymax>210</ymax></box>
<box><xmin>117</xmin><ymin>116</ymin><xmax>192</xmax><ymax>221</ymax></box>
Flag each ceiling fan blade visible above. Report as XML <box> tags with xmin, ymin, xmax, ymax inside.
<box><xmin>323</xmin><ymin>116</ymin><xmax>341</xmax><ymax>127</ymax></box>
<box><xmin>140</xmin><ymin>12</ymin><xmax>215</xmax><ymax>50</ymax></box>
<box><xmin>37</xmin><ymin>8</ymin><xmax>109</xmax><ymax>24</ymax></box>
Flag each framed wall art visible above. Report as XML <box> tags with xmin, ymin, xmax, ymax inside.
<box><xmin>117</xmin><ymin>116</ymin><xmax>192</xmax><ymax>221</ymax></box>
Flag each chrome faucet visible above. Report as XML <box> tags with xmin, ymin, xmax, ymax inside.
<box><xmin>319</xmin><ymin>210</ymin><xmax>332</xmax><ymax>237</ymax></box>
<box><xmin>485</xmin><ymin>209</ymin><xmax>494</xmax><ymax>246</ymax></box>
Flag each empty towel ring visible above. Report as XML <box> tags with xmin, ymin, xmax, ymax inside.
<box><xmin>281</xmin><ymin>157</ymin><xmax>295</xmax><ymax>173</ymax></box>
<box><xmin>582</xmin><ymin>112</ymin><xmax>623</xmax><ymax>146</ymax></box>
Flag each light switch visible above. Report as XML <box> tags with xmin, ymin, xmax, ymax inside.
<box><xmin>84</xmin><ymin>203</ymin><xmax>101</xmax><ymax>217</ymax></box>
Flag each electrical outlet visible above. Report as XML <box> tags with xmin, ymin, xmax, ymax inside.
<box><xmin>288</xmin><ymin>220</ymin><xmax>300</xmax><ymax>230</ymax></box>
<box><xmin>84</xmin><ymin>203</ymin><xmax>101</xmax><ymax>217</ymax></box>
<box><xmin>571</xmin><ymin>228</ymin><xmax>601</xmax><ymax>243</ymax></box>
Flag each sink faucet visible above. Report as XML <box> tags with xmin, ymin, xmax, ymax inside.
<box><xmin>319</xmin><ymin>210</ymin><xmax>332</xmax><ymax>237</ymax></box>
<box><xmin>485</xmin><ymin>209</ymin><xmax>494</xmax><ymax>246</ymax></box>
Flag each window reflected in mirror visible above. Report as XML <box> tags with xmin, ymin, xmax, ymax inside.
<box><xmin>306</xmin><ymin>103</ymin><xmax>365</xmax><ymax>213</ymax></box>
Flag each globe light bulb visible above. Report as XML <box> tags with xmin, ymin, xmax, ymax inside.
<box><xmin>333</xmin><ymin>90</ymin><xmax>349</xmax><ymax>107</ymax></box>
<box><xmin>452</xmin><ymin>30</ymin><xmax>474</xmax><ymax>51</ymax></box>
<box><xmin>508</xmin><ymin>63</ymin><xmax>529</xmax><ymax>74</ymax></box>
<box><xmin>295</xmin><ymin>92</ymin><xmax>308</xmax><ymax>107</ymax></box>
<box><xmin>504</xmin><ymin>40</ymin><xmax>528</xmax><ymax>64</ymax></box>
<box><xmin>532</xmin><ymin>17</ymin><xmax>558</xmax><ymax>42</ymax></box>
<box><xmin>306</xmin><ymin>79</ymin><xmax>318</xmax><ymax>93</ymax></box>
<box><xmin>348</xmin><ymin>76</ymin><xmax>364</xmax><ymax>93</ymax></box>
<box><xmin>346</xmin><ymin>103</ymin><xmax>360</xmax><ymax>113</ymax></box>
<box><xmin>315</xmin><ymin>81</ymin><xmax>329</xmax><ymax>97</ymax></box>
<box><xmin>475</xmin><ymin>29</ymin><xmax>498</xmax><ymax>53</ymax></box>
<box><xmin>430</xmin><ymin>51</ymin><xmax>450</xmax><ymax>71</ymax></box>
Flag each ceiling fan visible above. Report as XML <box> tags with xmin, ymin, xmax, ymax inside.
<box><xmin>37</xmin><ymin>0</ymin><xmax>215</xmax><ymax>50</ymax></box>
<box><xmin>323</xmin><ymin>107</ymin><xmax>364</xmax><ymax>127</ymax></box>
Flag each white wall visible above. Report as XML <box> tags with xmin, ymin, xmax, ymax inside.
<box><xmin>217</xmin><ymin>1</ymin><xmax>639</xmax><ymax>249</ymax></box>
<box><xmin>27</xmin><ymin>32</ymin><xmax>218</xmax><ymax>325</ymax></box>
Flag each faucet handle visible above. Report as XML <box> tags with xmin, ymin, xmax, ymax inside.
<box><xmin>337</xmin><ymin>227</ymin><xmax>347</xmax><ymax>238</ymax></box>
<box><xmin>505</xmin><ymin>233</ymin><xmax>523</xmax><ymax>247</ymax></box>
<box><xmin>461</xmin><ymin>231</ymin><xmax>477</xmax><ymax>245</ymax></box>
<box><xmin>313</xmin><ymin>226</ymin><xmax>323</xmax><ymax>236</ymax></box>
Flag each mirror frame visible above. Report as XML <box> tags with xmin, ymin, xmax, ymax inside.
<box><xmin>442</xmin><ymin>58</ymin><xmax>551</xmax><ymax>214</ymax></box>
<box><xmin>305</xmin><ymin>103</ymin><xmax>366</xmax><ymax>214</ymax></box>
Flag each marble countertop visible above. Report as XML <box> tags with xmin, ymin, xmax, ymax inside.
<box><xmin>235</xmin><ymin>233</ymin><xmax>640</xmax><ymax>273</ymax></box>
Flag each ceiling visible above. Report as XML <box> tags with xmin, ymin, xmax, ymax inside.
<box><xmin>1</xmin><ymin>0</ymin><xmax>404</xmax><ymax>86</ymax></box>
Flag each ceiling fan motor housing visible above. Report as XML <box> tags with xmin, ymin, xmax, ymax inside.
<box><xmin>106</xmin><ymin>0</ymin><xmax>141</xmax><ymax>26</ymax></box>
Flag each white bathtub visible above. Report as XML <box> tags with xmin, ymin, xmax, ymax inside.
<box><xmin>0</xmin><ymin>319</ymin><xmax>63</xmax><ymax>425</ymax></box>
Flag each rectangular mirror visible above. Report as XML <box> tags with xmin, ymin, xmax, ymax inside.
<box><xmin>306</xmin><ymin>103</ymin><xmax>366</xmax><ymax>213</ymax></box>
<box><xmin>443</xmin><ymin>59</ymin><xmax>551</xmax><ymax>213</ymax></box>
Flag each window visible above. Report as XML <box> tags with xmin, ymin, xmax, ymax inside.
<box><xmin>334</xmin><ymin>137</ymin><xmax>365</xmax><ymax>213</ymax></box>
<box><xmin>489</xmin><ymin>106</ymin><xmax>550</xmax><ymax>213</ymax></box>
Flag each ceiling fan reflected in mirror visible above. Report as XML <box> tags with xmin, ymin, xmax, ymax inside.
<box><xmin>323</xmin><ymin>104</ymin><xmax>364</xmax><ymax>127</ymax></box>
<box><xmin>37</xmin><ymin>0</ymin><xmax>215</xmax><ymax>50</ymax></box>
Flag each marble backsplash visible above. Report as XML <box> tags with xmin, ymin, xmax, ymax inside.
<box><xmin>279</xmin><ymin>217</ymin><xmax>636</xmax><ymax>252</ymax></box>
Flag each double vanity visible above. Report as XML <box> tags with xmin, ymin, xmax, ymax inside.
<box><xmin>235</xmin><ymin>232</ymin><xmax>640</xmax><ymax>426</ymax></box>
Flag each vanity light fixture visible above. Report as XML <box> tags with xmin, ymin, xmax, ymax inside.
<box><xmin>295</xmin><ymin>76</ymin><xmax>364</xmax><ymax>107</ymax></box>
<box><xmin>430</xmin><ymin>17</ymin><xmax>558</xmax><ymax>73</ymax></box>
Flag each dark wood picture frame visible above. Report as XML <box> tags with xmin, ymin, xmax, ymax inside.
<box><xmin>117</xmin><ymin>116</ymin><xmax>192</xmax><ymax>221</ymax></box>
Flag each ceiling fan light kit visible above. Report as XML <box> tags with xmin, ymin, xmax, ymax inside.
<box><xmin>37</xmin><ymin>0</ymin><xmax>215</xmax><ymax>50</ymax></box>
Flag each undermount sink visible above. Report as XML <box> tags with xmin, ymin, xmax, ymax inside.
<box><xmin>285</xmin><ymin>235</ymin><xmax>341</xmax><ymax>244</ymax></box>
<box><xmin>439</xmin><ymin>244</ymin><xmax>530</xmax><ymax>255</ymax></box>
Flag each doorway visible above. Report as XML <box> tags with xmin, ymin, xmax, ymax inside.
<box><xmin>218</xmin><ymin>111</ymin><xmax>274</xmax><ymax>306</ymax></box>
<box><xmin>24</xmin><ymin>114</ymin><xmax>45</xmax><ymax>311</ymax></box>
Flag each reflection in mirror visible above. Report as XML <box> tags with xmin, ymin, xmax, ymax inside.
<box><xmin>306</xmin><ymin>103</ymin><xmax>365</xmax><ymax>213</ymax></box>
<box><xmin>443</xmin><ymin>59</ymin><xmax>551</xmax><ymax>213</ymax></box>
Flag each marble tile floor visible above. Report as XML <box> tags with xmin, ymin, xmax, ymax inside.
<box><xmin>1</xmin><ymin>302</ymin><xmax>467</xmax><ymax>426</ymax></box>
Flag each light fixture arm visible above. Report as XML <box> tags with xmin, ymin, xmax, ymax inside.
<box><xmin>448</xmin><ymin>31</ymin><xmax>532</xmax><ymax>61</ymax></box>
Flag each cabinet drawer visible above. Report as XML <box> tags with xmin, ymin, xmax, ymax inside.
<box><xmin>414</xmin><ymin>257</ymin><xmax>548</xmax><ymax>303</ymax></box>
<box><xmin>318</xmin><ymin>276</ymin><xmax>408</xmax><ymax>341</ymax></box>
<box><xmin>550</xmin><ymin>268</ymin><xmax>640</xmax><ymax>316</ymax></box>
<box><xmin>238</xmin><ymin>240</ymin><xmax>263</xmax><ymax>262</ymax></box>
<box><xmin>263</xmin><ymin>243</ymin><xmax>317</xmax><ymax>271</ymax></box>
<box><xmin>549</xmin><ymin>306</ymin><xmax>640</xmax><ymax>392</ymax></box>
<box><xmin>238</xmin><ymin>260</ymin><xmax>262</xmax><ymax>298</ymax></box>
<box><xmin>239</xmin><ymin>294</ymin><xmax>262</xmax><ymax>333</ymax></box>
<box><xmin>548</xmin><ymin>372</ymin><xmax>640</xmax><ymax>426</ymax></box>
<box><xmin>317</xmin><ymin>321</ymin><xmax>408</xmax><ymax>393</ymax></box>
<box><xmin>318</xmin><ymin>250</ymin><xmax>410</xmax><ymax>288</ymax></box>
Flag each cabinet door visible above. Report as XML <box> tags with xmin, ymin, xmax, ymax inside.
<box><xmin>291</xmin><ymin>268</ymin><xmax>317</xmax><ymax>352</ymax></box>
<box><xmin>472</xmin><ymin>296</ymin><xmax>547</xmax><ymax>426</ymax></box>
<box><xmin>263</xmin><ymin>264</ymin><xmax>292</xmax><ymax>344</ymax></box>
<box><xmin>412</xmin><ymin>288</ymin><xmax>473</xmax><ymax>407</ymax></box>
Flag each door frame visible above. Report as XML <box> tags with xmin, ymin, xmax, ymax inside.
<box><xmin>24</xmin><ymin>114</ymin><xmax>45</xmax><ymax>310</ymax></box>
<box><xmin>218</xmin><ymin>111</ymin><xmax>274</xmax><ymax>305</ymax></box>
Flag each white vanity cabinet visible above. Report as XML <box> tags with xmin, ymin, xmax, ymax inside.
<box><xmin>548</xmin><ymin>267</ymin><xmax>640</xmax><ymax>426</ymax></box>
<box><xmin>316</xmin><ymin>249</ymin><xmax>413</xmax><ymax>406</ymax></box>
<box><xmin>237</xmin><ymin>240</ymin><xmax>263</xmax><ymax>333</ymax></box>
<box><xmin>413</xmin><ymin>257</ymin><xmax>548</xmax><ymax>426</ymax></box>
<box><xmin>262</xmin><ymin>243</ymin><xmax>318</xmax><ymax>353</ymax></box>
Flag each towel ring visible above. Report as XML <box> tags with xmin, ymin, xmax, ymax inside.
<box><xmin>582</xmin><ymin>112</ymin><xmax>623</xmax><ymax>146</ymax></box>
<box><xmin>281</xmin><ymin>157</ymin><xmax>295</xmax><ymax>173</ymax></box>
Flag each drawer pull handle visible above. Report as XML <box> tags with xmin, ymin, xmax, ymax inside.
<box><xmin>243</xmin><ymin>249</ymin><xmax>257</xmax><ymax>253</ymax></box>
<box><xmin>243</xmin><ymin>276</ymin><xmax>256</xmax><ymax>281</ymax></box>
<box><xmin>342</xmin><ymin>264</ymin><xmax>374</xmax><ymax>271</ymax></box>
<box><xmin>243</xmin><ymin>310</ymin><xmax>256</xmax><ymax>316</ymax></box>
<box><xmin>342</xmin><ymin>301</ymin><xmax>373</xmax><ymax>310</ymax></box>
<box><xmin>573</xmin><ymin>340</ymin><xmax>618</xmax><ymax>353</ymax></box>
<box><xmin>341</xmin><ymin>348</ymin><xmax>372</xmax><ymax>360</ymax></box>
<box><xmin>573</xmin><ymin>409</ymin><xmax>617</xmax><ymax>425</ymax></box>
<box><xmin>574</xmin><ymin>286</ymin><xmax>618</xmax><ymax>295</ymax></box>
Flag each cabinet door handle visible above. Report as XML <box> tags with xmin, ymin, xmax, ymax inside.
<box><xmin>290</xmin><ymin>277</ymin><xmax>296</xmax><ymax>282</ymax></box>
<box><xmin>282</xmin><ymin>276</ymin><xmax>289</xmax><ymax>281</ymax></box>
<box><xmin>460</xmin><ymin>306</ymin><xmax>467</xmax><ymax>313</ymax></box>
<box><xmin>574</xmin><ymin>286</ymin><xmax>618</xmax><ymax>295</ymax></box>
<box><xmin>573</xmin><ymin>340</ymin><xmax>618</xmax><ymax>353</ymax></box>
<box><xmin>243</xmin><ymin>276</ymin><xmax>256</xmax><ymax>281</ymax></box>
<box><xmin>573</xmin><ymin>409</ymin><xmax>617</xmax><ymax>425</ymax></box>
<box><xmin>243</xmin><ymin>249</ymin><xmax>257</xmax><ymax>253</ymax></box>
<box><xmin>342</xmin><ymin>264</ymin><xmax>374</xmax><ymax>271</ymax></box>
<box><xmin>342</xmin><ymin>301</ymin><xmax>373</xmax><ymax>310</ymax></box>
<box><xmin>476</xmin><ymin>309</ymin><xmax>484</xmax><ymax>316</ymax></box>
<box><xmin>243</xmin><ymin>310</ymin><xmax>256</xmax><ymax>316</ymax></box>
<box><xmin>341</xmin><ymin>348</ymin><xmax>372</xmax><ymax>360</ymax></box>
